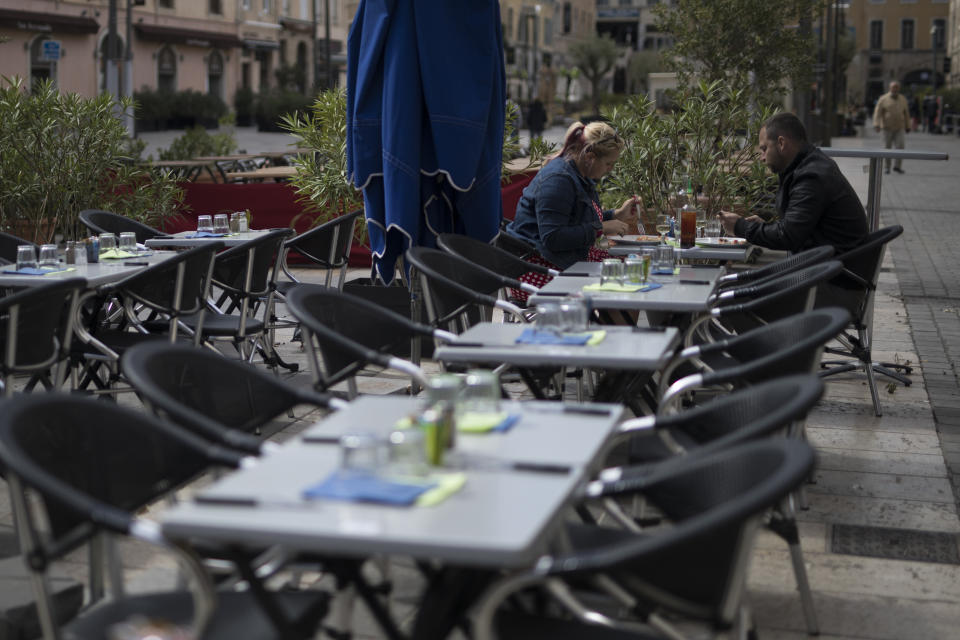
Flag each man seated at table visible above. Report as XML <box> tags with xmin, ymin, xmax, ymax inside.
<box><xmin>718</xmin><ymin>112</ymin><xmax>868</xmax><ymax>253</ymax></box>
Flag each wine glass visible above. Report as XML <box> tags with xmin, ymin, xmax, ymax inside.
<box><xmin>655</xmin><ymin>214</ymin><xmax>671</xmax><ymax>243</ymax></box>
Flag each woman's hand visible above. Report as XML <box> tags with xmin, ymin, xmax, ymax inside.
<box><xmin>613</xmin><ymin>196</ymin><xmax>642</xmax><ymax>225</ymax></box>
<box><xmin>602</xmin><ymin>219</ymin><xmax>630</xmax><ymax>236</ymax></box>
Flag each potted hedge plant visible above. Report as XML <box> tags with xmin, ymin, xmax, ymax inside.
<box><xmin>0</xmin><ymin>76</ymin><xmax>183</xmax><ymax>243</ymax></box>
<box><xmin>602</xmin><ymin>80</ymin><xmax>777</xmax><ymax>227</ymax></box>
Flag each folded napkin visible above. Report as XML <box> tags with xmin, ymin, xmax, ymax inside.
<box><xmin>416</xmin><ymin>471</ymin><xmax>467</xmax><ymax>507</ymax></box>
<box><xmin>99</xmin><ymin>249</ymin><xmax>138</xmax><ymax>260</ymax></box>
<box><xmin>583</xmin><ymin>281</ymin><xmax>663</xmax><ymax>293</ymax></box>
<box><xmin>3</xmin><ymin>266</ymin><xmax>75</xmax><ymax>276</ymax></box>
<box><xmin>457</xmin><ymin>412</ymin><xmax>521</xmax><ymax>433</ymax></box>
<box><xmin>515</xmin><ymin>328</ymin><xmax>607</xmax><ymax>346</ymax></box>
<box><xmin>187</xmin><ymin>231</ymin><xmax>229</xmax><ymax>238</ymax></box>
<box><xmin>303</xmin><ymin>470</ymin><xmax>437</xmax><ymax>506</ymax></box>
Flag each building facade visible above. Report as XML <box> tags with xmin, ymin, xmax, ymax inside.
<box><xmin>596</xmin><ymin>0</ymin><xmax>673</xmax><ymax>95</ymax></box>
<box><xmin>844</xmin><ymin>0</ymin><xmax>950</xmax><ymax>107</ymax></box>
<box><xmin>0</xmin><ymin>0</ymin><xmax>348</xmax><ymax>103</ymax></box>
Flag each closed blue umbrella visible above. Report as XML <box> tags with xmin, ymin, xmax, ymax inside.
<box><xmin>347</xmin><ymin>0</ymin><xmax>505</xmax><ymax>283</ymax></box>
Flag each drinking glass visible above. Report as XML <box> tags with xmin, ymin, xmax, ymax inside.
<box><xmin>99</xmin><ymin>233</ymin><xmax>117</xmax><ymax>253</ymax></box>
<box><xmin>623</xmin><ymin>257</ymin><xmax>644</xmax><ymax>284</ymax></box>
<box><xmin>196</xmin><ymin>215</ymin><xmax>213</xmax><ymax>233</ymax></box>
<box><xmin>458</xmin><ymin>369</ymin><xmax>501</xmax><ymax>417</ymax></box>
<box><xmin>705</xmin><ymin>219</ymin><xmax>722</xmax><ymax>238</ymax></box>
<box><xmin>119</xmin><ymin>232</ymin><xmax>137</xmax><ymax>253</ymax></box>
<box><xmin>213</xmin><ymin>214</ymin><xmax>230</xmax><ymax>235</ymax></box>
<box><xmin>38</xmin><ymin>244</ymin><xmax>59</xmax><ymax>268</ymax></box>
<box><xmin>696</xmin><ymin>209</ymin><xmax>708</xmax><ymax>238</ymax></box>
<box><xmin>535</xmin><ymin>301</ymin><xmax>562</xmax><ymax>333</ymax></box>
<box><xmin>558</xmin><ymin>296</ymin><xmax>589</xmax><ymax>331</ymax></box>
<box><xmin>339</xmin><ymin>433</ymin><xmax>383</xmax><ymax>476</ymax></box>
<box><xmin>16</xmin><ymin>245</ymin><xmax>38</xmax><ymax>271</ymax></box>
<box><xmin>655</xmin><ymin>214</ymin><xmax>672</xmax><ymax>243</ymax></box>
<box><xmin>652</xmin><ymin>245</ymin><xmax>676</xmax><ymax>275</ymax></box>
<box><xmin>387</xmin><ymin>429</ymin><xmax>429</xmax><ymax>478</ymax></box>
<box><xmin>600</xmin><ymin>258</ymin><xmax>624</xmax><ymax>286</ymax></box>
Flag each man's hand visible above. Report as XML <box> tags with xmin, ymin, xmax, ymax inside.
<box><xmin>718</xmin><ymin>211</ymin><xmax>742</xmax><ymax>236</ymax></box>
<box><xmin>602</xmin><ymin>219</ymin><xmax>630</xmax><ymax>236</ymax></box>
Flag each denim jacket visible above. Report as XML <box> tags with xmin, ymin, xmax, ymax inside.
<box><xmin>505</xmin><ymin>157</ymin><xmax>611</xmax><ymax>269</ymax></box>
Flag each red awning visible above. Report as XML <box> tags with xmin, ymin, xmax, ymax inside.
<box><xmin>135</xmin><ymin>23</ymin><xmax>242</xmax><ymax>49</ymax></box>
<box><xmin>0</xmin><ymin>9</ymin><xmax>99</xmax><ymax>34</ymax></box>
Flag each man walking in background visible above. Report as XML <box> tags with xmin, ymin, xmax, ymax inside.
<box><xmin>873</xmin><ymin>81</ymin><xmax>910</xmax><ymax>174</ymax></box>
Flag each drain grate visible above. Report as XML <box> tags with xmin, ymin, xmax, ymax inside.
<box><xmin>831</xmin><ymin>524</ymin><xmax>960</xmax><ymax>564</ymax></box>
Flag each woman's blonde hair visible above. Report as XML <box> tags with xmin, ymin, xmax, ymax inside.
<box><xmin>558</xmin><ymin>120</ymin><xmax>625</xmax><ymax>162</ymax></box>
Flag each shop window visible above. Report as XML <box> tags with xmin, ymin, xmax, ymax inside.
<box><xmin>296</xmin><ymin>41</ymin><xmax>308</xmax><ymax>92</ymax></box>
<box><xmin>209</xmin><ymin>0</ymin><xmax>222</xmax><ymax>15</ymax></box>
<box><xmin>157</xmin><ymin>45</ymin><xmax>177</xmax><ymax>93</ymax></box>
<box><xmin>208</xmin><ymin>50</ymin><xmax>224</xmax><ymax>100</ymax></box>
<box><xmin>901</xmin><ymin>19</ymin><xmax>914</xmax><ymax>50</ymax></box>
<box><xmin>869</xmin><ymin>20</ymin><xmax>883</xmax><ymax>50</ymax></box>
<box><xmin>159</xmin><ymin>0</ymin><xmax>174</xmax><ymax>8</ymax></box>
<box><xmin>29</xmin><ymin>36</ymin><xmax>55</xmax><ymax>90</ymax></box>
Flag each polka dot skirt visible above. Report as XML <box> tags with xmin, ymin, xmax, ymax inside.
<box><xmin>510</xmin><ymin>246</ymin><xmax>611</xmax><ymax>306</ymax></box>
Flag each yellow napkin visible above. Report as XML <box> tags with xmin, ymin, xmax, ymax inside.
<box><xmin>416</xmin><ymin>472</ymin><xmax>467</xmax><ymax>507</ymax></box>
<box><xmin>100</xmin><ymin>249</ymin><xmax>138</xmax><ymax>260</ymax></box>
<box><xmin>584</xmin><ymin>330</ymin><xmax>607</xmax><ymax>345</ymax></box>
<box><xmin>583</xmin><ymin>282</ymin><xmax>646</xmax><ymax>293</ymax></box>
<box><xmin>43</xmin><ymin>267</ymin><xmax>76</xmax><ymax>276</ymax></box>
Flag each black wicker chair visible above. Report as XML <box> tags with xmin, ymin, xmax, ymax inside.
<box><xmin>0</xmin><ymin>278</ymin><xmax>86</xmax><ymax>396</ymax></box>
<box><xmin>405</xmin><ymin>247</ymin><xmax>528</xmax><ymax>332</ymax></box>
<box><xmin>0</xmin><ymin>231</ymin><xmax>38</xmax><ymax>265</ymax></box>
<box><xmin>71</xmin><ymin>243</ymin><xmax>221</xmax><ymax>394</ymax></box>
<box><xmin>715</xmin><ymin>245</ymin><xmax>835</xmax><ymax>291</ymax></box>
<box><xmin>78</xmin><ymin>209</ymin><xmax>171</xmax><ymax>244</ymax></box>
<box><xmin>0</xmin><ymin>394</ymin><xmax>331</xmax><ymax>640</ymax></box>
<box><xmin>473</xmin><ymin>439</ymin><xmax>817</xmax><ymax>640</ymax></box>
<box><xmin>122</xmin><ymin>342</ymin><xmax>345</xmax><ymax>456</ymax></box>
<box><xmin>659</xmin><ymin>307</ymin><xmax>851</xmax><ymax>413</ymax></box>
<box><xmin>816</xmin><ymin>225</ymin><xmax>906</xmax><ymax>415</ymax></box>
<box><xmin>285</xmin><ymin>285</ymin><xmax>457</xmax><ymax>397</ymax></box>
<box><xmin>179</xmin><ymin>229</ymin><xmax>296</xmax><ymax>371</ymax></box>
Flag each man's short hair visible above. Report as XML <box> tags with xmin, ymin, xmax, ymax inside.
<box><xmin>762</xmin><ymin>112</ymin><xmax>808</xmax><ymax>143</ymax></box>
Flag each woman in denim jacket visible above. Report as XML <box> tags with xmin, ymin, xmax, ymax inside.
<box><xmin>505</xmin><ymin>121</ymin><xmax>639</xmax><ymax>297</ymax></box>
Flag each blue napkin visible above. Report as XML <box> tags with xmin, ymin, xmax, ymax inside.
<box><xmin>303</xmin><ymin>470</ymin><xmax>437</xmax><ymax>506</ymax></box>
<box><xmin>516</xmin><ymin>328</ymin><xmax>593</xmax><ymax>345</ymax></box>
<box><xmin>187</xmin><ymin>231</ymin><xmax>228</xmax><ymax>238</ymax></box>
<box><xmin>3</xmin><ymin>267</ymin><xmax>68</xmax><ymax>276</ymax></box>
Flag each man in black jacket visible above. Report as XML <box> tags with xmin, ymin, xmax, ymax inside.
<box><xmin>718</xmin><ymin>113</ymin><xmax>868</xmax><ymax>253</ymax></box>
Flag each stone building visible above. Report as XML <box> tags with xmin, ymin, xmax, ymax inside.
<box><xmin>844</xmin><ymin>0</ymin><xmax>950</xmax><ymax>107</ymax></box>
<box><xmin>0</xmin><ymin>0</ymin><xmax>348</xmax><ymax>102</ymax></box>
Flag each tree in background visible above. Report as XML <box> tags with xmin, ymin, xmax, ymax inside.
<box><xmin>569</xmin><ymin>34</ymin><xmax>619</xmax><ymax>114</ymax></box>
<box><xmin>626</xmin><ymin>51</ymin><xmax>665</xmax><ymax>96</ymax></box>
<box><xmin>654</xmin><ymin>0</ymin><xmax>820</xmax><ymax>107</ymax></box>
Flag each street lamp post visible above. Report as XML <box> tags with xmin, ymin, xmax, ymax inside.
<box><xmin>527</xmin><ymin>4</ymin><xmax>541</xmax><ymax>101</ymax></box>
<box><xmin>931</xmin><ymin>25</ymin><xmax>938</xmax><ymax>92</ymax></box>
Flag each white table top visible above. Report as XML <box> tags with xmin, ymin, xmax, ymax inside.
<box><xmin>0</xmin><ymin>250</ymin><xmax>179</xmax><ymax>289</ymax></box>
<box><xmin>144</xmin><ymin>228</ymin><xmax>275</xmax><ymax>249</ymax></box>
<box><xmin>606</xmin><ymin>241</ymin><xmax>755</xmax><ymax>262</ymax></box>
<box><xmin>161</xmin><ymin>396</ymin><xmax>623</xmax><ymax>568</ymax></box>
<box><xmin>529</xmin><ymin>266</ymin><xmax>722</xmax><ymax>312</ymax></box>
<box><xmin>434</xmin><ymin>322</ymin><xmax>679</xmax><ymax>371</ymax></box>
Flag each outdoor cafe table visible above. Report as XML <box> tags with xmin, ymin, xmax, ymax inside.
<box><xmin>529</xmin><ymin>265</ymin><xmax>723</xmax><ymax>314</ymax></box>
<box><xmin>435</xmin><ymin>322</ymin><xmax>680</xmax><ymax>406</ymax></box>
<box><xmin>148</xmin><ymin>159</ymin><xmax>219</xmax><ymax>183</ymax></box>
<box><xmin>0</xmin><ymin>250</ymin><xmax>179</xmax><ymax>289</ymax></box>
<box><xmin>606</xmin><ymin>238</ymin><xmax>757</xmax><ymax>262</ymax></box>
<box><xmin>144</xmin><ymin>228</ymin><xmax>277</xmax><ymax>250</ymax></box>
<box><xmin>160</xmin><ymin>395</ymin><xmax>624</xmax><ymax>640</ymax></box>
<box><xmin>223</xmin><ymin>165</ymin><xmax>298</xmax><ymax>183</ymax></box>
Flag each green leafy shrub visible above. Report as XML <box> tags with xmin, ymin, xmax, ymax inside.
<box><xmin>0</xmin><ymin>76</ymin><xmax>183</xmax><ymax>242</ymax></box>
<box><xmin>602</xmin><ymin>80</ymin><xmax>777</xmax><ymax>226</ymax></box>
<box><xmin>256</xmin><ymin>89</ymin><xmax>314</xmax><ymax>132</ymax></box>
<box><xmin>157</xmin><ymin>125</ymin><xmax>236</xmax><ymax>161</ymax></box>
